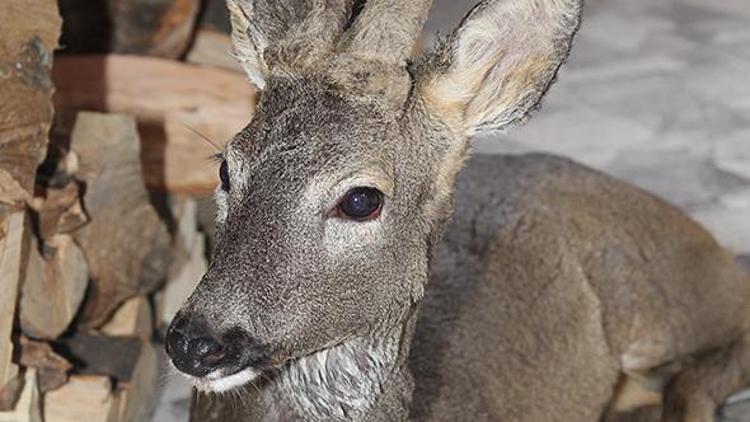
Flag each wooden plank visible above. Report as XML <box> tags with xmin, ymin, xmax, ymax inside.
<box><xmin>53</xmin><ymin>55</ymin><xmax>257</xmax><ymax>194</ymax></box>
<box><xmin>54</xmin><ymin>112</ymin><xmax>172</xmax><ymax>326</ymax></box>
<box><xmin>0</xmin><ymin>212</ymin><xmax>25</xmax><ymax>398</ymax></box>
<box><xmin>0</xmin><ymin>0</ymin><xmax>61</xmax><ymax>206</ymax></box>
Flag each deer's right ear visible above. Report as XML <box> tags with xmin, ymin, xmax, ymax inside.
<box><xmin>226</xmin><ymin>0</ymin><xmax>352</xmax><ymax>90</ymax></box>
<box><xmin>417</xmin><ymin>0</ymin><xmax>583</xmax><ymax>136</ymax></box>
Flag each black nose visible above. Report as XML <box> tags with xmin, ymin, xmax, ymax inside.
<box><xmin>166</xmin><ymin>314</ymin><xmax>227</xmax><ymax>377</ymax></box>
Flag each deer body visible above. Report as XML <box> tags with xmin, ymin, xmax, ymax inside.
<box><xmin>168</xmin><ymin>0</ymin><xmax>750</xmax><ymax>420</ymax></box>
<box><xmin>412</xmin><ymin>154</ymin><xmax>750</xmax><ymax>421</ymax></box>
<box><xmin>189</xmin><ymin>153</ymin><xmax>750</xmax><ymax>421</ymax></box>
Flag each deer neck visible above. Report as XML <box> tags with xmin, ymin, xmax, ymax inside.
<box><xmin>261</xmin><ymin>310</ymin><xmax>419</xmax><ymax>421</ymax></box>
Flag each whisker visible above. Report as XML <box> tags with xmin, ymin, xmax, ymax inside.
<box><xmin>208</xmin><ymin>152</ymin><xmax>224</xmax><ymax>163</ymax></box>
<box><xmin>182</xmin><ymin>122</ymin><xmax>223</xmax><ymax>152</ymax></box>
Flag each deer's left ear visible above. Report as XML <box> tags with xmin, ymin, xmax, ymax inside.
<box><xmin>226</xmin><ymin>0</ymin><xmax>352</xmax><ymax>90</ymax></box>
<box><xmin>418</xmin><ymin>0</ymin><xmax>583</xmax><ymax>136</ymax></box>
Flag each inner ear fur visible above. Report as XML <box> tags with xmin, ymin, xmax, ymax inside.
<box><xmin>418</xmin><ymin>0</ymin><xmax>583</xmax><ymax>136</ymax></box>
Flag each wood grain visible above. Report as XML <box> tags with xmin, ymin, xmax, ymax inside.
<box><xmin>0</xmin><ymin>0</ymin><xmax>61</xmax><ymax>206</ymax></box>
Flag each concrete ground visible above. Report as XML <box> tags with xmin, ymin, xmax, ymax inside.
<box><xmin>152</xmin><ymin>0</ymin><xmax>750</xmax><ymax>420</ymax></box>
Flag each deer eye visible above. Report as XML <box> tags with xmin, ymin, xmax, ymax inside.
<box><xmin>219</xmin><ymin>160</ymin><xmax>230</xmax><ymax>192</ymax></box>
<box><xmin>336</xmin><ymin>187</ymin><xmax>382</xmax><ymax>221</ymax></box>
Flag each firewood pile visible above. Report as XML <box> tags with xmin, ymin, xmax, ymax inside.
<box><xmin>0</xmin><ymin>0</ymin><xmax>255</xmax><ymax>420</ymax></box>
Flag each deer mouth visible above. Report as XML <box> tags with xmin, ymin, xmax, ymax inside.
<box><xmin>189</xmin><ymin>366</ymin><xmax>260</xmax><ymax>393</ymax></box>
<box><xmin>181</xmin><ymin>348</ymin><xmax>270</xmax><ymax>393</ymax></box>
<box><xmin>184</xmin><ymin>348</ymin><xmax>291</xmax><ymax>393</ymax></box>
<box><xmin>185</xmin><ymin>336</ymin><xmax>352</xmax><ymax>393</ymax></box>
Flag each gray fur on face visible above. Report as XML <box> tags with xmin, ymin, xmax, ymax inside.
<box><xmin>189</xmin><ymin>78</ymin><xmax>428</xmax><ymax>359</ymax></box>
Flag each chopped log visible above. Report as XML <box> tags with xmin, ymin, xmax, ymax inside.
<box><xmin>100</xmin><ymin>296</ymin><xmax>153</xmax><ymax>340</ymax></box>
<box><xmin>114</xmin><ymin>340</ymin><xmax>158</xmax><ymax>422</ymax></box>
<box><xmin>53</xmin><ymin>55</ymin><xmax>257</xmax><ymax>194</ymax></box>
<box><xmin>0</xmin><ymin>0</ymin><xmax>60</xmax><ymax>206</ymax></box>
<box><xmin>18</xmin><ymin>234</ymin><xmax>88</xmax><ymax>340</ymax></box>
<box><xmin>59</xmin><ymin>0</ymin><xmax>200</xmax><ymax>58</ymax></box>
<box><xmin>0</xmin><ymin>369</ymin><xmax>42</xmax><ymax>422</ymax></box>
<box><xmin>49</xmin><ymin>333</ymin><xmax>158</xmax><ymax>422</ymax></box>
<box><xmin>17</xmin><ymin>337</ymin><xmax>71</xmax><ymax>393</ymax></box>
<box><xmin>0</xmin><ymin>211</ymin><xmax>25</xmax><ymax>398</ymax></box>
<box><xmin>162</xmin><ymin>234</ymin><xmax>207</xmax><ymax>327</ymax></box>
<box><xmin>44</xmin><ymin>375</ymin><xmax>119</xmax><ymax>422</ymax></box>
<box><xmin>196</xmin><ymin>195</ymin><xmax>218</xmax><ymax>258</ymax></box>
<box><xmin>186</xmin><ymin>30</ymin><xmax>243</xmax><ymax>73</ymax></box>
<box><xmin>169</xmin><ymin>197</ymin><xmax>200</xmax><ymax>276</ymax></box>
<box><xmin>28</xmin><ymin>178</ymin><xmax>88</xmax><ymax>240</ymax></box>
<box><xmin>110</xmin><ymin>0</ymin><xmax>201</xmax><ymax>58</ymax></box>
<box><xmin>0</xmin><ymin>374</ymin><xmax>23</xmax><ymax>412</ymax></box>
<box><xmin>54</xmin><ymin>332</ymin><xmax>142</xmax><ymax>384</ymax></box>
<box><xmin>54</xmin><ymin>112</ymin><xmax>172</xmax><ymax>326</ymax></box>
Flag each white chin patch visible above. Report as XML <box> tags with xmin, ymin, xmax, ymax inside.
<box><xmin>191</xmin><ymin>367</ymin><xmax>259</xmax><ymax>393</ymax></box>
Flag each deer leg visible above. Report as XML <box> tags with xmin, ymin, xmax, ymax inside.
<box><xmin>662</xmin><ymin>333</ymin><xmax>750</xmax><ymax>422</ymax></box>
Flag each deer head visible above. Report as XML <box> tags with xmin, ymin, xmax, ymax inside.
<box><xmin>166</xmin><ymin>0</ymin><xmax>582</xmax><ymax>395</ymax></box>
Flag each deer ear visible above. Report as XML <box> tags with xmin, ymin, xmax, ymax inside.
<box><xmin>226</xmin><ymin>0</ymin><xmax>352</xmax><ymax>90</ymax></box>
<box><xmin>226</xmin><ymin>0</ymin><xmax>278</xmax><ymax>89</ymax></box>
<box><xmin>419</xmin><ymin>0</ymin><xmax>582</xmax><ymax>135</ymax></box>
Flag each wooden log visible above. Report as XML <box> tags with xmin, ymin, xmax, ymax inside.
<box><xmin>0</xmin><ymin>211</ymin><xmax>25</xmax><ymax>399</ymax></box>
<box><xmin>114</xmin><ymin>341</ymin><xmax>158</xmax><ymax>422</ymax></box>
<box><xmin>170</xmin><ymin>197</ymin><xmax>199</xmax><ymax>273</ymax></box>
<box><xmin>0</xmin><ymin>0</ymin><xmax>61</xmax><ymax>206</ymax></box>
<box><xmin>44</xmin><ymin>375</ymin><xmax>119</xmax><ymax>422</ymax></box>
<box><xmin>59</xmin><ymin>0</ymin><xmax>200</xmax><ymax>58</ymax></box>
<box><xmin>0</xmin><ymin>369</ymin><xmax>42</xmax><ymax>422</ymax></box>
<box><xmin>0</xmin><ymin>374</ymin><xmax>23</xmax><ymax>413</ymax></box>
<box><xmin>49</xmin><ymin>333</ymin><xmax>158</xmax><ymax>422</ymax></box>
<box><xmin>196</xmin><ymin>195</ymin><xmax>218</xmax><ymax>258</ymax></box>
<box><xmin>186</xmin><ymin>30</ymin><xmax>244</xmax><ymax>73</ymax></box>
<box><xmin>17</xmin><ymin>337</ymin><xmax>71</xmax><ymax>394</ymax></box>
<box><xmin>55</xmin><ymin>112</ymin><xmax>172</xmax><ymax>326</ymax></box>
<box><xmin>100</xmin><ymin>296</ymin><xmax>153</xmax><ymax>340</ymax></box>
<box><xmin>54</xmin><ymin>332</ymin><xmax>142</xmax><ymax>384</ymax></box>
<box><xmin>53</xmin><ymin>55</ymin><xmax>257</xmax><ymax>194</ymax></box>
<box><xmin>162</xmin><ymin>233</ymin><xmax>207</xmax><ymax>327</ymax></box>
<box><xmin>110</xmin><ymin>0</ymin><xmax>201</xmax><ymax>58</ymax></box>
<box><xmin>28</xmin><ymin>176</ymin><xmax>88</xmax><ymax>240</ymax></box>
<box><xmin>18</xmin><ymin>234</ymin><xmax>88</xmax><ymax>340</ymax></box>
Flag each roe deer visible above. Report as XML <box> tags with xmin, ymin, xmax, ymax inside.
<box><xmin>165</xmin><ymin>0</ymin><xmax>750</xmax><ymax>420</ymax></box>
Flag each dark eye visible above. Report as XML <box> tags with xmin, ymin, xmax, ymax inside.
<box><xmin>336</xmin><ymin>187</ymin><xmax>383</xmax><ymax>221</ymax></box>
<box><xmin>219</xmin><ymin>160</ymin><xmax>230</xmax><ymax>191</ymax></box>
